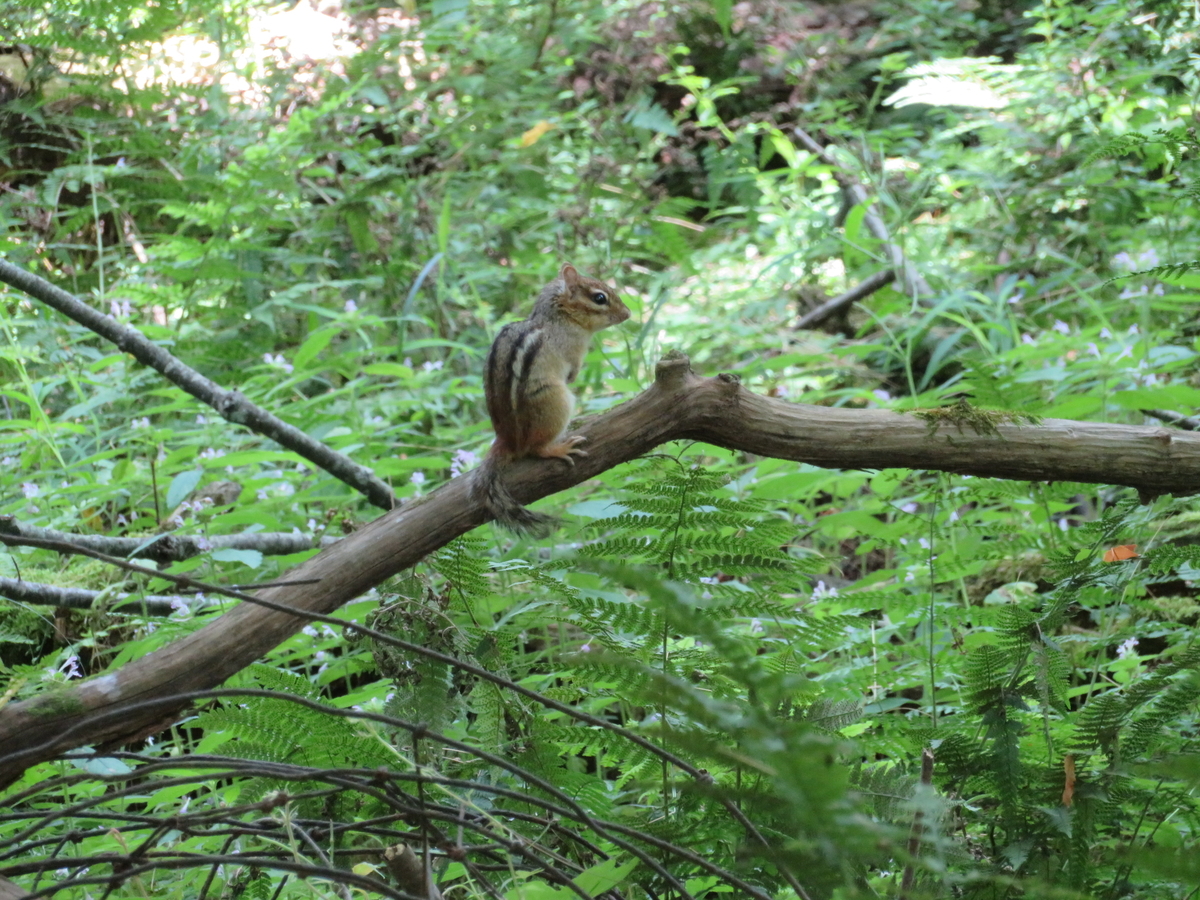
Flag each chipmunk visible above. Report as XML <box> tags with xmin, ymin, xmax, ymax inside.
<box><xmin>473</xmin><ymin>263</ymin><xmax>630</xmax><ymax>534</ymax></box>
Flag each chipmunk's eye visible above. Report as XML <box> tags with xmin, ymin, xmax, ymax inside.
<box><xmin>591</xmin><ymin>291</ymin><xmax>608</xmax><ymax>305</ymax></box>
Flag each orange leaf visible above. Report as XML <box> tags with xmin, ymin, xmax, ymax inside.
<box><xmin>1102</xmin><ymin>544</ymin><xmax>1138</xmax><ymax>562</ymax></box>
<box><xmin>1062</xmin><ymin>754</ymin><xmax>1075</xmax><ymax>807</ymax></box>
<box><xmin>519</xmin><ymin>120</ymin><xmax>554</xmax><ymax>147</ymax></box>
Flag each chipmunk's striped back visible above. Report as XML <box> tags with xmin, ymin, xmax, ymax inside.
<box><xmin>474</xmin><ymin>263</ymin><xmax>629</xmax><ymax>534</ymax></box>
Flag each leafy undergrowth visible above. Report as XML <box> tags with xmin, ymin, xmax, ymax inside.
<box><xmin>2</xmin><ymin>0</ymin><xmax>1200</xmax><ymax>897</ymax></box>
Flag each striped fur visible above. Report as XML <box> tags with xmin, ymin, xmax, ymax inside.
<box><xmin>473</xmin><ymin>263</ymin><xmax>629</xmax><ymax>534</ymax></box>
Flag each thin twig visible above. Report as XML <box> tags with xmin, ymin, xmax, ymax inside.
<box><xmin>1142</xmin><ymin>408</ymin><xmax>1200</xmax><ymax>431</ymax></box>
<box><xmin>0</xmin><ymin>527</ymin><xmax>800</xmax><ymax>893</ymax></box>
<box><xmin>0</xmin><ymin>516</ymin><xmax>333</xmax><ymax>563</ymax></box>
<box><xmin>0</xmin><ymin>576</ymin><xmax>192</xmax><ymax>615</ymax></box>
<box><xmin>791</xmin><ymin>126</ymin><xmax>931</xmax><ymax>297</ymax></box>
<box><xmin>0</xmin><ymin>259</ymin><xmax>395</xmax><ymax>509</ymax></box>
<box><xmin>795</xmin><ymin>268</ymin><xmax>896</xmax><ymax>330</ymax></box>
<box><xmin>900</xmin><ymin>747</ymin><xmax>935</xmax><ymax>897</ymax></box>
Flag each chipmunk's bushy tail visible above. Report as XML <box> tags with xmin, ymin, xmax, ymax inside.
<box><xmin>472</xmin><ymin>452</ymin><xmax>556</xmax><ymax>537</ymax></box>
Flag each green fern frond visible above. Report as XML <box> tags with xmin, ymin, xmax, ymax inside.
<box><xmin>853</xmin><ymin>762</ymin><xmax>918</xmax><ymax>821</ymax></box>
<box><xmin>1084</xmin><ymin>127</ymin><xmax>1197</xmax><ymax>165</ymax></box>
<box><xmin>560</xmin><ymin>595</ymin><xmax>667</xmax><ymax>638</ymax></box>
<box><xmin>577</xmin><ymin>535</ymin><xmax>661</xmax><ymax>558</ymax></box>
<box><xmin>1071</xmin><ymin>692</ymin><xmax>1127</xmax><ymax>757</ymax></box>
<box><xmin>432</xmin><ymin>533</ymin><xmax>491</xmax><ymax>599</ymax></box>
<box><xmin>797</xmin><ymin>698</ymin><xmax>863</xmax><ymax>732</ymax></box>
<box><xmin>568</xmin><ymin>657</ymin><xmax>658</xmax><ymax>694</ymax></box>
<box><xmin>1124</xmin><ymin>678</ymin><xmax>1200</xmax><ymax>758</ymax></box>
<box><xmin>965</xmin><ymin>645</ymin><xmax>1014</xmax><ymax>712</ymax></box>
<box><xmin>1144</xmin><ymin>543</ymin><xmax>1200</xmax><ymax>576</ymax></box>
<box><xmin>1106</xmin><ymin>259</ymin><xmax>1200</xmax><ymax>285</ymax></box>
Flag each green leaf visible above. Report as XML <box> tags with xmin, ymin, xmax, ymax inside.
<box><xmin>625</xmin><ymin>99</ymin><xmax>679</xmax><ymax>136</ymax></box>
<box><xmin>344</xmin><ymin>205</ymin><xmax>379</xmax><ymax>256</ymax></box>
<box><xmin>73</xmin><ymin>754</ymin><xmax>134</xmax><ymax>776</ymax></box>
<box><xmin>362</xmin><ymin>362</ymin><xmax>416</xmax><ymax>379</ymax></box>
<box><xmin>293</xmin><ymin>327</ymin><xmax>338</xmax><ymax>370</ymax></box>
<box><xmin>212</xmin><ymin>548</ymin><xmax>264</xmax><ymax>569</ymax></box>
<box><xmin>575</xmin><ymin>857</ymin><xmax>637</xmax><ymax>894</ymax></box>
<box><xmin>1110</xmin><ymin>385</ymin><xmax>1200</xmax><ymax>411</ymax></box>
<box><xmin>167</xmin><ymin>469</ymin><xmax>204</xmax><ymax>509</ymax></box>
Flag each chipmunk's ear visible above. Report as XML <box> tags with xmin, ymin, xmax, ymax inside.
<box><xmin>559</xmin><ymin>264</ymin><xmax>579</xmax><ymax>286</ymax></box>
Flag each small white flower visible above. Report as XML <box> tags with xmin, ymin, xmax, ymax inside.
<box><xmin>812</xmin><ymin>580</ymin><xmax>839</xmax><ymax>600</ymax></box>
<box><xmin>58</xmin><ymin>655</ymin><xmax>82</xmax><ymax>678</ymax></box>
<box><xmin>344</xmin><ymin>299</ymin><xmax>358</xmax><ymax>313</ymax></box>
<box><xmin>900</xmin><ymin>502</ymin><xmax>918</xmax><ymax>514</ymax></box>
<box><xmin>450</xmin><ymin>449</ymin><xmax>479</xmax><ymax>477</ymax></box>
<box><xmin>422</xmin><ymin>359</ymin><xmax>444</xmax><ymax>373</ymax></box>
<box><xmin>1052</xmin><ymin>320</ymin><xmax>1070</xmax><ymax>335</ymax></box>
<box><xmin>196</xmin><ymin>414</ymin><xmax>207</xmax><ymax>424</ymax></box>
<box><xmin>1116</xmin><ymin>636</ymin><xmax>1139</xmax><ymax>660</ymax></box>
<box><xmin>20</xmin><ymin>482</ymin><xmax>38</xmax><ymax>498</ymax></box>
<box><xmin>1138</xmin><ymin>248</ymin><xmax>1159</xmax><ymax>267</ymax></box>
<box><xmin>410</xmin><ymin>471</ymin><xmax>426</xmax><ymax>486</ymax></box>
<box><xmin>263</xmin><ymin>353</ymin><xmax>294</xmax><ymax>374</ymax></box>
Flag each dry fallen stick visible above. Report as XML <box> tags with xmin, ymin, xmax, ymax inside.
<box><xmin>795</xmin><ymin>268</ymin><xmax>897</xmax><ymax>331</ymax></box>
<box><xmin>0</xmin><ymin>516</ymin><xmax>334</xmax><ymax>564</ymax></box>
<box><xmin>1</xmin><ymin>352</ymin><xmax>1198</xmax><ymax>785</ymax></box>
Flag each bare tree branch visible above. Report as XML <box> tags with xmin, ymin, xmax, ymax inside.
<box><xmin>1</xmin><ymin>353</ymin><xmax>1198</xmax><ymax>788</ymax></box>
<box><xmin>792</xmin><ymin>126</ymin><xmax>932</xmax><ymax>297</ymax></box>
<box><xmin>1142</xmin><ymin>408</ymin><xmax>1200</xmax><ymax>431</ymax></box>
<box><xmin>795</xmin><ymin>268</ymin><xmax>897</xmax><ymax>330</ymax></box>
<box><xmin>0</xmin><ymin>576</ymin><xmax>196</xmax><ymax>615</ymax></box>
<box><xmin>0</xmin><ymin>516</ymin><xmax>333</xmax><ymax>563</ymax></box>
<box><xmin>0</xmin><ymin>259</ymin><xmax>395</xmax><ymax>510</ymax></box>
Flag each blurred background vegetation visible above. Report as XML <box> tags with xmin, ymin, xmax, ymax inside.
<box><xmin>2</xmin><ymin>0</ymin><xmax>1200</xmax><ymax>897</ymax></box>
